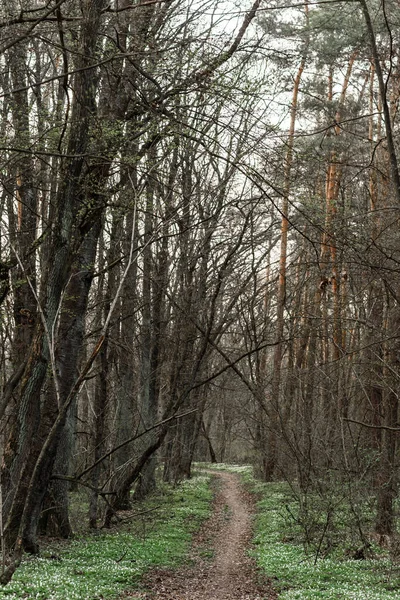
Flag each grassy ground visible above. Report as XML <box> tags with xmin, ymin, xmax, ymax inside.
<box><xmin>4</xmin><ymin>464</ymin><xmax>399</xmax><ymax>599</ymax></box>
<box><xmin>202</xmin><ymin>463</ymin><xmax>400</xmax><ymax>599</ymax></box>
<box><xmin>0</xmin><ymin>473</ymin><xmax>212</xmax><ymax>600</ymax></box>
<box><xmin>244</xmin><ymin>469</ymin><xmax>400</xmax><ymax>599</ymax></box>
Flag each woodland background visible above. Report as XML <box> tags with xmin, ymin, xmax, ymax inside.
<box><xmin>1</xmin><ymin>0</ymin><xmax>400</xmax><ymax>582</ymax></box>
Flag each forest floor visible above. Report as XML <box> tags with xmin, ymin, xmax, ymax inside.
<box><xmin>2</xmin><ymin>468</ymin><xmax>399</xmax><ymax>599</ymax></box>
<box><xmin>133</xmin><ymin>471</ymin><xmax>278</xmax><ymax>600</ymax></box>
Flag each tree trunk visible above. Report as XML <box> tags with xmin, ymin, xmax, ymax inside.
<box><xmin>1</xmin><ymin>0</ymin><xmax>108</xmax><ymax>559</ymax></box>
<box><xmin>263</xmin><ymin>10</ymin><xmax>309</xmax><ymax>480</ymax></box>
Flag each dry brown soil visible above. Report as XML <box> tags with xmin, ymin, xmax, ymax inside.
<box><xmin>131</xmin><ymin>471</ymin><xmax>278</xmax><ymax>600</ymax></box>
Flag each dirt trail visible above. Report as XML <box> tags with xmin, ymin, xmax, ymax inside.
<box><xmin>139</xmin><ymin>471</ymin><xmax>277</xmax><ymax>600</ymax></box>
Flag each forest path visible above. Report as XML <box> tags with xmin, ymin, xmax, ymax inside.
<box><xmin>136</xmin><ymin>471</ymin><xmax>277</xmax><ymax>600</ymax></box>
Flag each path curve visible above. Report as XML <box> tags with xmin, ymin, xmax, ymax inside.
<box><xmin>140</xmin><ymin>471</ymin><xmax>277</xmax><ymax>600</ymax></box>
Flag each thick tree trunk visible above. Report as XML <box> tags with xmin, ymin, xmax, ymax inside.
<box><xmin>112</xmin><ymin>211</ymin><xmax>138</xmax><ymax>509</ymax></box>
<box><xmin>134</xmin><ymin>169</ymin><xmax>157</xmax><ymax>500</ymax></box>
<box><xmin>375</xmin><ymin>303</ymin><xmax>399</xmax><ymax>537</ymax></box>
<box><xmin>44</xmin><ymin>223</ymin><xmax>101</xmax><ymax>536</ymax></box>
<box><xmin>1</xmin><ymin>0</ymin><xmax>108</xmax><ymax>562</ymax></box>
<box><xmin>104</xmin><ymin>421</ymin><xmax>172</xmax><ymax>527</ymax></box>
<box><xmin>4</xmin><ymin>41</ymin><xmax>38</xmax><ymax>442</ymax></box>
<box><xmin>201</xmin><ymin>418</ymin><xmax>217</xmax><ymax>464</ymax></box>
<box><xmin>165</xmin><ymin>392</ymin><xmax>206</xmax><ymax>484</ymax></box>
<box><xmin>89</xmin><ymin>214</ymin><xmax>120</xmax><ymax>527</ymax></box>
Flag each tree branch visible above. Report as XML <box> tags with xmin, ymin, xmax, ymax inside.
<box><xmin>344</xmin><ymin>418</ymin><xmax>400</xmax><ymax>432</ymax></box>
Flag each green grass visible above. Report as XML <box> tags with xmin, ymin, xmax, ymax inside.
<box><xmin>242</xmin><ymin>472</ymin><xmax>400</xmax><ymax>600</ymax></box>
<box><xmin>0</xmin><ymin>473</ymin><xmax>212</xmax><ymax>600</ymax></box>
<box><xmin>197</xmin><ymin>463</ymin><xmax>400</xmax><ymax>599</ymax></box>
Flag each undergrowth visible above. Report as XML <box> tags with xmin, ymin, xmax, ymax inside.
<box><xmin>0</xmin><ymin>472</ymin><xmax>212</xmax><ymax>600</ymax></box>
<box><xmin>241</xmin><ymin>470</ymin><xmax>400</xmax><ymax>600</ymax></box>
<box><xmin>199</xmin><ymin>463</ymin><xmax>400</xmax><ymax>599</ymax></box>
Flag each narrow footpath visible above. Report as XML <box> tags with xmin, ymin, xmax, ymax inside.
<box><xmin>138</xmin><ymin>471</ymin><xmax>277</xmax><ymax>600</ymax></box>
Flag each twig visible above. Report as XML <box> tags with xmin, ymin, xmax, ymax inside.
<box><xmin>49</xmin><ymin>475</ymin><xmax>116</xmax><ymax>495</ymax></box>
<box><xmin>75</xmin><ymin>408</ymin><xmax>198</xmax><ymax>480</ymax></box>
<box><xmin>344</xmin><ymin>417</ymin><xmax>400</xmax><ymax>432</ymax></box>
